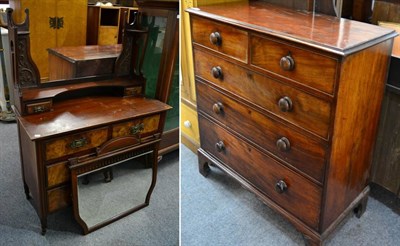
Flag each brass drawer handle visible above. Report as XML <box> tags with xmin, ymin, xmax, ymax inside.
<box><xmin>276</xmin><ymin>137</ymin><xmax>291</xmax><ymax>152</ymax></box>
<box><xmin>33</xmin><ymin>105</ymin><xmax>46</xmax><ymax>113</ymax></box>
<box><xmin>215</xmin><ymin>140</ymin><xmax>225</xmax><ymax>152</ymax></box>
<box><xmin>280</xmin><ymin>53</ymin><xmax>295</xmax><ymax>71</ymax></box>
<box><xmin>210</xmin><ymin>32</ymin><xmax>222</xmax><ymax>46</ymax></box>
<box><xmin>70</xmin><ymin>138</ymin><xmax>88</xmax><ymax>149</ymax></box>
<box><xmin>211</xmin><ymin>66</ymin><xmax>223</xmax><ymax>79</ymax></box>
<box><xmin>130</xmin><ymin>123</ymin><xmax>144</xmax><ymax>135</ymax></box>
<box><xmin>278</xmin><ymin>96</ymin><xmax>293</xmax><ymax>112</ymax></box>
<box><xmin>212</xmin><ymin>102</ymin><xmax>224</xmax><ymax>114</ymax></box>
<box><xmin>275</xmin><ymin>180</ymin><xmax>288</xmax><ymax>194</ymax></box>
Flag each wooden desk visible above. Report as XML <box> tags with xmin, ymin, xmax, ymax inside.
<box><xmin>48</xmin><ymin>45</ymin><xmax>122</xmax><ymax>81</ymax></box>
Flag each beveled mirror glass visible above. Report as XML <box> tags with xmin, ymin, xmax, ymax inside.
<box><xmin>70</xmin><ymin>150</ymin><xmax>155</xmax><ymax>234</ymax></box>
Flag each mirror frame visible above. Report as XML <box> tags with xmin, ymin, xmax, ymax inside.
<box><xmin>69</xmin><ymin>137</ymin><xmax>160</xmax><ymax>234</ymax></box>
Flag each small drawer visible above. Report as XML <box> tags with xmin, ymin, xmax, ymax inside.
<box><xmin>196</xmin><ymin>81</ymin><xmax>327</xmax><ymax>183</ymax></box>
<box><xmin>198</xmin><ymin>115</ymin><xmax>322</xmax><ymax>230</ymax></box>
<box><xmin>47</xmin><ymin>162</ymin><xmax>70</xmax><ymax>187</ymax></box>
<box><xmin>124</xmin><ymin>86</ymin><xmax>143</xmax><ymax>97</ymax></box>
<box><xmin>112</xmin><ymin>114</ymin><xmax>161</xmax><ymax>138</ymax></box>
<box><xmin>45</xmin><ymin>127</ymin><xmax>109</xmax><ymax>161</ymax></box>
<box><xmin>251</xmin><ymin>35</ymin><xmax>338</xmax><ymax>94</ymax></box>
<box><xmin>194</xmin><ymin>49</ymin><xmax>332</xmax><ymax>139</ymax></box>
<box><xmin>25</xmin><ymin>100</ymin><xmax>52</xmax><ymax>114</ymax></box>
<box><xmin>191</xmin><ymin>16</ymin><xmax>248</xmax><ymax>62</ymax></box>
<box><xmin>47</xmin><ymin>185</ymin><xmax>71</xmax><ymax>213</ymax></box>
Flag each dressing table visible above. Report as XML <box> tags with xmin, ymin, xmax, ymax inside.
<box><xmin>9</xmin><ymin>3</ymin><xmax>172</xmax><ymax>235</ymax></box>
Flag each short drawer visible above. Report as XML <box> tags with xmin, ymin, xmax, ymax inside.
<box><xmin>25</xmin><ymin>100</ymin><xmax>52</xmax><ymax>114</ymax></box>
<box><xmin>191</xmin><ymin>15</ymin><xmax>248</xmax><ymax>62</ymax></box>
<box><xmin>47</xmin><ymin>162</ymin><xmax>70</xmax><ymax>188</ymax></box>
<box><xmin>47</xmin><ymin>185</ymin><xmax>71</xmax><ymax>213</ymax></box>
<box><xmin>196</xmin><ymin>80</ymin><xmax>327</xmax><ymax>183</ymax></box>
<box><xmin>251</xmin><ymin>35</ymin><xmax>338</xmax><ymax>94</ymax></box>
<box><xmin>194</xmin><ymin>49</ymin><xmax>332</xmax><ymax>139</ymax></box>
<box><xmin>198</xmin><ymin>115</ymin><xmax>322</xmax><ymax>230</ymax></box>
<box><xmin>112</xmin><ymin>114</ymin><xmax>161</xmax><ymax>138</ymax></box>
<box><xmin>45</xmin><ymin>127</ymin><xmax>109</xmax><ymax>161</ymax></box>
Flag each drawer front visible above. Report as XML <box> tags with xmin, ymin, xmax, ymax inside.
<box><xmin>251</xmin><ymin>35</ymin><xmax>338</xmax><ymax>94</ymax></box>
<box><xmin>191</xmin><ymin>16</ymin><xmax>248</xmax><ymax>62</ymax></box>
<box><xmin>47</xmin><ymin>185</ymin><xmax>71</xmax><ymax>213</ymax></box>
<box><xmin>112</xmin><ymin>114</ymin><xmax>161</xmax><ymax>138</ymax></box>
<box><xmin>45</xmin><ymin>127</ymin><xmax>109</xmax><ymax>161</ymax></box>
<box><xmin>199</xmin><ymin>115</ymin><xmax>321</xmax><ymax>229</ymax></box>
<box><xmin>47</xmin><ymin>162</ymin><xmax>70</xmax><ymax>188</ymax></box>
<box><xmin>196</xmin><ymin>80</ymin><xmax>327</xmax><ymax>183</ymax></box>
<box><xmin>194</xmin><ymin>49</ymin><xmax>332</xmax><ymax>139</ymax></box>
<box><xmin>26</xmin><ymin>100</ymin><xmax>52</xmax><ymax>114</ymax></box>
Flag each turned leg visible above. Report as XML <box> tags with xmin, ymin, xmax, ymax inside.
<box><xmin>103</xmin><ymin>168</ymin><xmax>113</xmax><ymax>183</ymax></box>
<box><xmin>40</xmin><ymin>218</ymin><xmax>47</xmax><ymax>235</ymax></box>
<box><xmin>354</xmin><ymin>195</ymin><xmax>368</xmax><ymax>218</ymax></box>
<box><xmin>197</xmin><ymin>150</ymin><xmax>211</xmax><ymax>177</ymax></box>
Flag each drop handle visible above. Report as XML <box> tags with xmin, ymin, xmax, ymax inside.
<box><xmin>211</xmin><ymin>66</ymin><xmax>223</xmax><ymax>79</ymax></box>
<box><xmin>278</xmin><ymin>96</ymin><xmax>293</xmax><ymax>112</ymax></box>
<box><xmin>276</xmin><ymin>137</ymin><xmax>291</xmax><ymax>152</ymax></box>
<box><xmin>210</xmin><ymin>32</ymin><xmax>222</xmax><ymax>46</ymax></box>
<box><xmin>275</xmin><ymin>180</ymin><xmax>288</xmax><ymax>194</ymax></box>
<box><xmin>280</xmin><ymin>53</ymin><xmax>295</xmax><ymax>71</ymax></box>
<box><xmin>212</xmin><ymin>102</ymin><xmax>224</xmax><ymax>114</ymax></box>
<box><xmin>215</xmin><ymin>141</ymin><xmax>225</xmax><ymax>152</ymax></box>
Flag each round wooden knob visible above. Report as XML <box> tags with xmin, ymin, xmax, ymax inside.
<box><xmin>275</xmin><ymin>180</ymin><xmax>288</xmax><ymax>194</ymax></box>
<box><xmin>278</xmin><ymin>96</ymin><xmax>293</xmax><ymax>112</ymax></box>
<box><xmin>211</xmin><ymin>66</ymin><xmax>223</xmax><ymax>79</ymax></box>
<box><xmin>212</xmin><ymin>102</ymin><xmax>224</xmax><ymax>114</ymax></box>
<box><xmin>276</xmin><ymin>137</ymin><xmax>291</xmax><ymax>152</ymax></box>
<box><xmin>215</xmin><ymin>141</ymin><xmax>225</xmax><ymax>152</ymax></box>
<box><xmin>280</xmin><ymin>54</ymin><xmax>295</xmax><ymax>71</ymax></box>
<box><xmin>210</xmin><ymin>32</ymin><xmax>222</xmax><ymax>46</ymax></box>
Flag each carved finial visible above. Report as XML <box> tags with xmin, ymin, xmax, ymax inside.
<box><xmin>7</xmin><ymin>7</ymin><xmax>40</xmax><ymax>89</ymax></box>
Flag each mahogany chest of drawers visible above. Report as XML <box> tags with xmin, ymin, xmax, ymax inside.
<box><xmin>187</xmin><ymin>2</ymin><xmax>396</xmax><ymax>245</ymax></box>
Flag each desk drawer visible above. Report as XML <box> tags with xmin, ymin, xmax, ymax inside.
<box><xmin>199</xmin><ymin>115</ymin><xmax>321</xmax><ymax>230</ymax></box>
<box><xmin>251</xmin><ymin>35</ymin><xmax>338</xmax><ymax>94</ymax></box>
<box><xmin>45</xmin><ymin>127</ymin><xmax>109</xmax><ymax>161</ymax></box>
<box><xmin>47</xmin><ymin>162</ymin><xmax>69</xmax><ymax>187</ymax></box>
<box><xmin>112</xmin><ymin>114</ymin><xmax>161</xmax><ymax>138</ymax></box>
<box><xmin>47</xmin><ymin>185</ymin><xmax>71</xmax><ymax>213</ymax></box>
<box><xmin>194</xmin><ymin>49</ymin><xmax>332</xmax><ymax>139</ymax></box>
<box><xmin>191</xmin><ymin>16</ymin><xmax>248</xmax><ymax>63</ymax></box>
<box><xmin>196</xmin><ymin>81</ymin><xmax>327</xmax><ymax>183</ymax></box>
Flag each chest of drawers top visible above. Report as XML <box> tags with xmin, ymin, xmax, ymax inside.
<box><xmin>187</xmin><ymin>1</ymin><xmax>396</xmax><ymax>56</ymax></box>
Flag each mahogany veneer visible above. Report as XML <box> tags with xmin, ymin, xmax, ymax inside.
<box><xmin>188</xmin><ymin>1</ymin><xmax>396</xmax><ymax>245</ymax></box>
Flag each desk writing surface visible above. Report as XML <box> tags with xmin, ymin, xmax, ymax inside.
<box><xmin>18</xmin><ymin>96</ymin><xmax>171</xmax><ymax>141</ymax></box>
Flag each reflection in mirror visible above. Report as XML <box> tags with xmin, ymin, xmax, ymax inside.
<box><xmin>72</xmin><ymin>150</ymin><xmax>154</xmax><ymax>234</ymax></box>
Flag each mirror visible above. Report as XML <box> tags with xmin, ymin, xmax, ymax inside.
<box><xmin>5</xmin><ymin>1</ymin><xmax>139</xmax><ymax>84</ymax></box>
<box><xmin>70</xmin><ymin>149</ymin><xmax>156</xmax><ymax>234</ymax></box>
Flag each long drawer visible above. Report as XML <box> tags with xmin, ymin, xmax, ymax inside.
<box><xmin>194</xmin><ymin>49</ymin><xmax>332</xmax><ymax>139</ymax></box>
<box><xmin>198</xmin><ymin>114</ymin><xmax>322</xmax><ymax>230</ymax></box>
<box><xmin>196</xmin><ymin>80</ymin><xmax>327</xmax><ymax>183</ymax></box>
